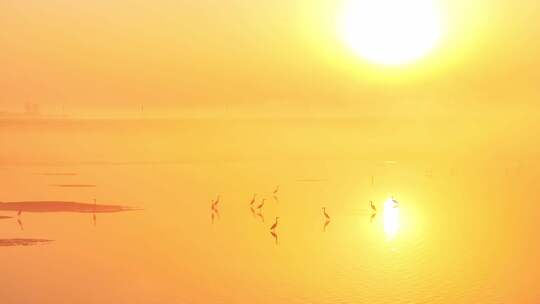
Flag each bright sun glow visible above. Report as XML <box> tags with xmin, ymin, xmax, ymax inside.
<box><xmin>383</xmin><ymin>198</ymin><xmax>400</xmax><ymax>238</ymax></box>
<box><xmin>340</xmin><ymin>0</ymin><xmax>442</xmax><ymax>66</ymax></box>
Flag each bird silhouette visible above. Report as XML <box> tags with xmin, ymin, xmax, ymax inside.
<box><xmin>249</xmin><ymin>194</ymin><xmax>257</xmax><ymax>206</ymax></box>
<box><xmin>322</xmin><ymin>207</ymin><xmax>330</xmax><ymax>221</ymax></box>
<box><xmin>257</xmin><ymin>198</ymin><xmax>266</xmax><ymax>210</ymax></box>
<box><xmin>273</xmin><ymin>186</ymin><xmax>279</xmax><ymax>195</ymax></box>
<box><xmin>391</xmin><ymin>197</ymin><xmax>399</xmax><ymax>208</ymax></box>
<box><xmin>270</xmin><ymin>217</ymin><xmax>279</xmax><ymax>230</ymax></box>
<box><xmin>250</xmin><ymin>207</ymin><xmax>256</xmax><ymax>217</ymax></box>
<box><xmin>210</xmin><ymin>196</ymin><xmax>221</xmax><ymax>219</ymax></box>
<box><xmin>370</xmin><ymin>201</ymin><xmax>377</xmax><ymax>213</ymax></box>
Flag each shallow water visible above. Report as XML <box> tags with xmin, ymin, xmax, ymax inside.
<box><xmin>1</xmin><ymin>119</ymin><xmax>539</xmax><ymax>303</ymax></box>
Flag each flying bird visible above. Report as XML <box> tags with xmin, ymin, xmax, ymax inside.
<box><xmin>273</xmin><ymin>186</ymin><xmax>279</xmax><ymax>195</ymax></box>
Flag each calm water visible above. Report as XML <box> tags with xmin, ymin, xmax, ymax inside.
<box><xmin>0</xmin><ymin>119</ymin><xmax>539</xmax><ymax>303</ymax></box>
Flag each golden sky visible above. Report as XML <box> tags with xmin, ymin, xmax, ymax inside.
<box><xmin>1</xmin><ymin>0</ymin><xmax>539</xmax><ymax>118</ymax></box>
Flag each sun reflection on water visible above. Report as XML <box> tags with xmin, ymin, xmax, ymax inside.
<box><xmin>383</xmin><ymin>198</ymin><xmax>400</xmax><ymax>239</ymax></box>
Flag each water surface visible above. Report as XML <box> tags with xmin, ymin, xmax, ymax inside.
<box><xmin>0</xmin><ymin>119</ymin><xmax>538</xmax><ymax>303</ymax></box>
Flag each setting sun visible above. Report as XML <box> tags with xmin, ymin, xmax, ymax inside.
<box><xmin>2</xmin><ymin>0</ymin><xmax>540</xmax><ymax>303</ymax></box>
<box><xmin>383</xmin><ymin>198</ymin><xmax>400</xmax><ymax>238</ymax></box>
<box><xmin>339</xmin><ymin>0</ymin><xmax>442</xmax><ymax>65</ymax></box>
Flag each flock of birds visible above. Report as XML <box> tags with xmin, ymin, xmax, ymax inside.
<box><xmin>208</xmin><ymin>185</ymin><xmax>401</xmax><ymax>245</ymax></box>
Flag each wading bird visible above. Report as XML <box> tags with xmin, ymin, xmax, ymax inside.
<box><xmin>370</xmin><ymin>201</ymin><xmax>377</xmax><ymax>213</ymax></box>
<box><xmin>322</xmin><ymin>207</ymin><xmax>330</xmax><ymax>221</ymax></box>
<box><xmin>270</xmin><ymin>217</ymin><xmax>279</xmax><ymax>230</ymax></box>
<box><xmin>257</xmin><ymin>199</ymin><xmax>266</xmax><ymax>210</ymax></box>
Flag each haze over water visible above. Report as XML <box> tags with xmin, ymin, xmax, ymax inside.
<box><xmin>2</xmin><ymin>0</ymin><xmax>540</xmax><ymax>302</ymax></box>
<box><xmin>1</xmin><ymin>119</ymin><xmax>539</xmax><ymax>303</ymax></box>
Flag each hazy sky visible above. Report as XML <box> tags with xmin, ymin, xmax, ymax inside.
<box><xmin>1</xmin><ymin>0</ymin><xmax>539</xmax><ymax>118</ymax></box>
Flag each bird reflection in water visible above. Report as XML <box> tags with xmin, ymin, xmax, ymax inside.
<box><xmin>270</xmin><ymin>230</ymin><xmax>278</xmax><ymax>245</ymax></box>
<box><xmin>369</xmin><ymin>200</ymin><xmax>377</xmax><ymax>223</ymax></box>
<box><xmin>209</xmin><ymin>195</ymin><xmax>221</xmax><ymax>223</ymax></box>
<box><xmin>370</xmin><ymin>212</ymin><xmax>377</xmax><ymax>224</ymax></box>
<box><xmin>272</xmin><ymin>186</ymin><xmax>279</xmax><ymax>203</ymax></box>
<box><xmin>17</xmin><ymin>218</ymin><xmax>24</xmax><ymax>231</ymax></box>
<box><xmin>257</xmin><ymin>211</ymin><xmax>265</xmax><ymax>223</ymax></box>
<box><xmin>256</xmin><ymin>198</ymin><xmax>266</xmax><ymax>222</ymax></box>
<box><xmin>16</xmin><ymin>210</ymin><xmax>24</xmax><ymax>230</ymax></box>
<box><xmin>249</xmin><ymin>194</ymin><xmax>257</xmax><ymax>218</ymax></box>
<box><xmin>323</xmin><ymin>219</ymin><xmax>330</xmax><ymax>232</ymax></box>
<box><xmin>322</xmin><ymin>207</ymin><xmax>331</xmax><ymax>232</ymax></box>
